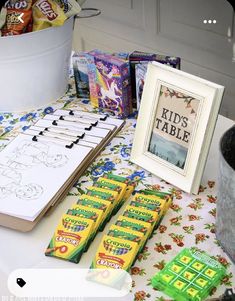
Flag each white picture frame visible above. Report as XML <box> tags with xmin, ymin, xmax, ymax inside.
<box><xmin>130</xmin><ymin>62</ymin><xmax>224</xmax><ymax>194</ymax></box>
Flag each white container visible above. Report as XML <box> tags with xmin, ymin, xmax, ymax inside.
<box><xmin>0</xmin><ymin>17</ymin><xmax>74</xmax><ymax>112</ymax></box>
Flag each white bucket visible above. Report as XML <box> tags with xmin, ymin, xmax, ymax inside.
<box><xmin>0</xmin><ymin>17</ymin><xmax>74</xmax><ymax>112</ymax></box>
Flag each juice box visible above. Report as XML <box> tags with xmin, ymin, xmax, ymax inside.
<box><xmin>45</xmin><ymin>214</ymin><xmax>94</xmax><ymax>263</ymax></box>
<box><xmin>91</xmin><ymin>235</ymin><xmax>139</xmax><ymax>271</ymax></box>
<box><xmin>134</xmin><ymin>193</ymin><xmax>167</xmax><ymax>216</ymax></box>
<box><xmin>95</xmin><ymin>177</ymin><xmax>127</xmax><ymax>214</ymax></box>
<box><xmin>151</xmin><ymin>248</ymin><xmax>226</xmax><ymax>301</ymax></box>
<box><xmin>108</xmin><ymin>224</ymin><xmax>145</xmax><ymax>251</ymax></box>
<box><xmin>123</xmin><ymin>205</ymin><xmax>159</xmax><ymax>234</ymax></box>
<box><xmin>103</xmin><ymin>173</ymin><xmax>136</xmax><ymax>201</ymax></box>
<box><xmin>139</xmin><ymin>190</ymin><xmax>173</xmax><ymax>211</ymax></box>
<box><xmin>77</xmin><ymin>194</ymin><xmax>112</xmax><ymax>230</ymax></box>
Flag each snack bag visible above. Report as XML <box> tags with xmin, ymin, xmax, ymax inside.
<box><xmin>54</xmin><ymin>0</ymin><xmax>81</xmax><ymax>18</ymax></box>
<box><xmin>32</xmin><ymin>0</ymin><xmax>67</xmax><ymax>31</ymax></box>
<box><xmin>45</xmin><ymin>214</ymin><xmax>94</xmax><ymax>263</ymax></box>
<box><xmin>2</xmin><ymin>0</ymin><xmax>33</xmax><ymax>36</ymax></box>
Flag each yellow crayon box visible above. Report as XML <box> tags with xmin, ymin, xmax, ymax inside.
<box><xmin>103</xmin><ymin>173</ymin><xmax>136</xmax><ymax>201</ymax></box>
<box><xmin>95</xmin><ymin>177</ymin><xmax>127</xmax><ymax>213</ymax></box>
<box><xmin>133</xmin><ymin>193</ymin><xmax>167</xmax><ymax>216</ymax></box>
<box><xmin>115</xmin><ymin>215</ymin><xmax>152</xmax><ymax>241</ymax></box>
<box><xmin>123</xmin><ymin>205</ymin><xmax>159</xmax><ymax>233</ymax></box>
<box><xmin>108</xmin><ymin>224</ymin><xmax>145</xmax><ymax>251</ymax></box>
<box><xmin>139</xmin><ymin>190</ymin><xmax>173</xmax><ymax>212</ymax></box>
<box><xmin>77</xmin><ymin>194</ymin><xmax>112</xmax><ymax>229</ymax></box>
<box><xmin>67</xmin><ymin>204</ymin><xmax>103</xmax><ymax>236</ymax></box>
<box><xmin>45</xmin><ymin>214</ymin><xmax>94</xmax><ymax>263</ymax></box>
<box><xmin>91</xmin><ymin>235</ymin><xmax>139</xmax><ymax>271</ymax></box>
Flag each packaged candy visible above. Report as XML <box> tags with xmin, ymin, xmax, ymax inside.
<box><xmin>32</xmin><ymin>0</ymin><xmax>67</xmax><ymax>31</ymax></box>
<box><xmin>151</xmin><ymin>248</ymin><xmax>226</xmax><ymax>301</ymax></box>
<box><xmin>45</xmin><ymin>214</ymin><xmax>94</xmax><ymax>263</ymax></box>
<box><xmin>2</xmin><ymin>0</ymin><xmax>33</xmax><ymax>36</ymax></box>
<box><xmin>54</xmin><ymin>0</ymin><xmax>81</xmax><ymax>18</ymax></box>
<box><xmin>91</xmin><ymin>235</ymin><xmax>139</xmax><ymax>271</ymax></box>
<box><xmin>77</xmin><ymin>194</ymin><xmax>112</xmax><ymax>230</ymax></box>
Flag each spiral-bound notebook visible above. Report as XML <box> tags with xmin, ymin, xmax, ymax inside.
<box><xmin>0</xmin><ymin>109</ymin><xmax>125</xmax><ymax>232</ymax></box>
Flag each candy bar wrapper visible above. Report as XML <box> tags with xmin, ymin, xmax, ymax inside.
<box><xmin>77</xmin><ymin>194</ymin><xmax>112</xmax><ymax>230</ymax></box>
<box><xmin>91</xmin><ymin>235</ymin><xmax>139</xmax><ymax>272</ymax></box>
<box><xmin>32</xmin><ymin>0</ymin><xmax>67</xmax><ymax>32</ymax></box>
<box><xmin>95</xmin><ymin>177</ymin><xmax>127</xmax><ymax>213</ymax></box>
<box><xmin>45</xmin><ymin>214</ymin><xmax>94</xmax><ymax>263</ymax></box>
<box><xmin>72</xmin><ymin>52</ymin><xmax>90</xmax><ymax>99</ymax></box>
<box><xmin>108</xmin><ymin>224</ymin><xmax>145</xmax><ymax>251</ymax></box>
<box><xmin>2</xmin><ymin>0</ymin><xmax>33</xmax><ymax>36</ymax></box>
<box><xmin>54</xmin><ymin>0</ymin><xmax>81</xmax><ymax>18</ymax></box>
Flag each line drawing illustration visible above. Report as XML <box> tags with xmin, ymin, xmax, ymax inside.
<box><xmin>0</xmin><ymin>164</ymin><xmax>43</xmax><ymax>200</ymax></box>
<box><xmin>6</xmin><ymin>140</ymin><xmax>68</xmax><ymax>170</ymax></box>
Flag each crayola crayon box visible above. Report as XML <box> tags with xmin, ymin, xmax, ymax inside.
<box><xmin>67</xmin><ymin>204</ymin><xmax>103</xmax><ymax>250</ymax></box>
<box><xmin>77</xmin><ymin>194</ymin><xmax>112</xmax><ymax>230</ymax></box>
<box><xmin>91</xmin><ymin>235</ymin><xmax>139</xmax><ymax>271</ymax></box>
<box><xmin>123</xmin><ymin>205</ymin><xmax>159</xmax><ymax>234</ymax></box>
<box><xmin>45</xmin><ymin>214</ymin><xmax>94</xmax><ymax>263</ymax></box>
<box><xmin>95</xmin><ymin>177</ymin><xmax>127</xmax><ymax>214</ymax></box>
<box><xmin>108</xmin><ymin>224</ymin><xmax>145</xmax><ymax>251</ymax></box>
<box><xmin>139</xmin><ymin>189</ymin><xmax>173</xmax><ymax>212</ymax></box>
<box><xmin>103</xmin><ymin>173</ymin><xmax>136</xmax><ymax>202</ymax></box>
<box><xmin>134</xmin><ymin>193</ymin><xmax>167</xmax><ymax>216</ymax></box>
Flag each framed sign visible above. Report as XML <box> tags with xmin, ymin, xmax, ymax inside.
<box><xmin>130</xmin><ymin>62</ymin><xmax>224</xmax><ymax>194</ymax></box>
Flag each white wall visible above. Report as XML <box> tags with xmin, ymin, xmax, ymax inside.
<box><xmin>73</xmin><ymin>0</ymin><xmax>235</xmax><ymax>119</ymax></box>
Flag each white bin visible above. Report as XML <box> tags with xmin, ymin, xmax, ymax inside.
<box><xmin>0</xmin><ymin>17</ymin><xmax>74</xmax><ymax>112</ymax></box>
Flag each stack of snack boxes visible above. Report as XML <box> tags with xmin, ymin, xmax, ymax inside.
<box><xmin>90</xmin><ymin>186</ymin><xmax>172</xmax><ymax>272</ymax></box>
<box><xmin>45</xmin><ymin>173</ymin><xmax>136</xmax><ymax>263</ymax></box>
<box><xmin>151</xmin><ymin>248</ymin><xmax>226</xmax><ymax>301</ymax></box>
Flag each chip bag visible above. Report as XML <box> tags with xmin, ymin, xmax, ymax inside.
<box><xmin>2</xmin><ymin>0</ymin><xmax>33</xmax><ymax>36</ymax></box>
<box><xmin>54</xmin><ymin>0</ymin><xmax>81</xmax><ymax>18</ymax></box>
<box><xmin>32</xmin><ymin>0</ymin><xmax>67</xmax><ymax>31</ymax></box>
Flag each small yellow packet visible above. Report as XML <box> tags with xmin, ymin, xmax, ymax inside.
<box><xmin>45</xmin><ymin>214</ymin><xmax>94</xmax><ymax>263</ymax></box>
<box><xmin>32</xmin><ymin>0</ymin><xmax>67</xmax><ymax>31</ymax></box>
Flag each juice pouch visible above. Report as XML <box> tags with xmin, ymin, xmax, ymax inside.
<box><xmin>91</xmin><ymin>235</ymin><xmax>139</xmax><ymax>271</ymax></box>
<box><xmin>134</xmin><ymin>193</ymin><xmax>167</xmax><ymax>216</ymax></box>
<box><xmin>108</xmin><ymin>225</ymin><xmax>145</xmax><ymax>252</ymax></box>
<box><xmin>103</xmin><ymin>173</ymin><xmax>136</xmax><ymax>201</ymax></box>
<box><xmin>95</xmin><ymin>177</ymin><xmax>127</xmax><ymax>214</ymax></box>
<box><xmin>139</xmin><ymin>190</ymin><xmax>173</xmax><ymax>212</ymax></box>
<box><xmin>2</xmin><ymin>0</ymin><xmax>33</xmax><ymax>36</ymax></box>
<box><xmin>86</xmin><ymin>186</ymin><xmax>119</xmax><ymax>218</ymax></box>
<box><xmin>45</xmin><ymin>214</ymin><xmax>94</xmax><ymax>263</ymax></box>
<box><xmin>123</xmin><ymin>205</ymin><xmax>159</xmax><ymax>234</ymax></box>
<box><xmin>77</xmin><ymin>194</ymin><xmax>112</xmax><ymax>230</ymax></box>
<box><xmin>32</xmin><ymin>0</ymin><xmax>67</xmax><ymax>32</ymax></box>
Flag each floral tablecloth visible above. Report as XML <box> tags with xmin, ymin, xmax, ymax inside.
<box><xmin>0</xmin><ymin>79</ymin><xmax>234</xmax><ymax>301</ymax></box>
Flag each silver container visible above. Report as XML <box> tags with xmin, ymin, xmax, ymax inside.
<box><xmin>216</xmin><ymin>125</ymin><xmax>235</xmax><ymax>263</ymax></box>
